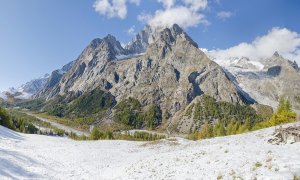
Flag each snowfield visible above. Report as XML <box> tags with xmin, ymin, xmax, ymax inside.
<box><xmin>1</xmin><ymin>123</ymin><xmax>300</xmax><ymax>180</ymax></box>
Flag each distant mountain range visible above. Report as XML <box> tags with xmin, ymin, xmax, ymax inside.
<box><xmin>0</xmin><ymin>74</ymin><xmax>49</xmax><ymax>101</ymax></box>
<box><xmin>206</xmin><ymin>50</ymin><xmax>300</xmax><ymax>111</ymax></box>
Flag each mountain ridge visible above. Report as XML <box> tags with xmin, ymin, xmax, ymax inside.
<box><xmin>31</xmin><ymin>24</ymin><xmax>245</xmax><ymax>126</ymax></box>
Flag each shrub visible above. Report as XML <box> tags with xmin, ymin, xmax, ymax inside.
<box><xmin>0</xmin><ymin>107</ymin><xmax>14</xmax><ymax>129</ymax></box>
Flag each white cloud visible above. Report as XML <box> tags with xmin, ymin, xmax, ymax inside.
<box><xmin>217</xmin><ymin>11</ymin><xmax>233</xmax><ymax>21</ymax></box>
<box><xmin>148</xmin><ymin>7</ymin><xmax>209</xmax><ymax>29</ymax></box>
<box><xmin>129</xmin><ymin>0</ymin><xmax>140</xmax><ymax>5</ymax></box>
<box><xmin>93</xmin><ymin>0</ymin><xmax>140</xmax><ymax>19</ymax></box>
<box><xmin>183</xmin><ymin>0</ymin><xmax>208</xmax><ymax>11</ymax></box>
<box><xmin>158</xmin><ymin>0</ymin><xmax>176</xmax><ymax>8</ymax></box>
<box><xmin>137</xmin><ymin>12</ymin><xmax>152</xmax><ymax>23</ymax></box>
<box><xmin>138</xmin><ymin>0</ymin><xmax>209</xmax><ymax>29</ymax></box>
<box><xmin>209</xmin><ymin>27</ymin><xmax>300</xmax><ymax>64</ymax></box>
<box><xmin>127</xmin><ymin>25</ymin><xmax>136</xmax><ymax>35</ymax></box>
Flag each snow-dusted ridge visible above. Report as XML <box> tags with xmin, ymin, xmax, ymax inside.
<box><xmin>1</xmin><ymin>122</ymin><xmax>300</xmax><ymax>179</ymax></box>
<box><xmin>115</xmin><ymin>53</ymin><xmax>144</xmax><ymax>61</ymax></box>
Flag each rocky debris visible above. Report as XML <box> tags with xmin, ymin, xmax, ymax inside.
<box><xmin>268</xmin><ymin>125</ymin><xmax>300</xmax><ymax>144</ymax></box>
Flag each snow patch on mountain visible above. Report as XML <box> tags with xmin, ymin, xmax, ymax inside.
<box><xmin>115</xmin><ymin>53</ymin><xmax>144</xmax><ymax>61</ymax></box>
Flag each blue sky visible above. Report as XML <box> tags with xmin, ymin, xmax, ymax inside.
<box><xmin>0</xmin><ymin>0</ymin><xmax>300</xmax><ymax>91</ymax></box>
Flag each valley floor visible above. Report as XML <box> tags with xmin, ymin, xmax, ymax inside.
<box><xmin>0</xmin><ymin>122</ymin><xmax>300</xmax><ymax>180</ymax></box>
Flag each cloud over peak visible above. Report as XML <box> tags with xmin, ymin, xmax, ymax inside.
<box><xmin>93</xmin><ymin>0</ymin><xmax>209</xmax><ymax>29</ymax></box>
<box><xmin>209</xmin><ymin>27</ymin><xmax>300</xmax><ymax>64</ymax></box>
<box><xmin>93</xmin><ymin>0</ymin><xmax>140</xmax><ymax>19</ymax></box>
<box><xmin>139</xmin><ymin>0</ymin><xmax>209</xmax><ymax>29</ymax></box>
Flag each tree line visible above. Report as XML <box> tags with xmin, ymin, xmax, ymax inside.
<box><xmin>188</xmin><ymin>96</ymin><xmax>297</xmax><ymax>140</ymax></box>
<box><xmin>115</xmin><ymin>97</ymin><xmax>162</xmax><ymax>130</ymax></box>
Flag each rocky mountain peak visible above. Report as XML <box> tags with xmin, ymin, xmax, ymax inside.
<box><xmin>125</xmin><ymin>25</ymin><xmax>158</xmax><ymax>54</ymax></box>
<box><xmin>144</xmin><ymin>24</ymin><xmax>200</xmax><ymax>59</ymax></box>
<box><xmin>273</xmin><ymin>51</ymin><xmax>280</xmax><ymax>57</ymax></box>
<box><xmin>170</xmin><ymin>24</ymin><xmax>184</xmax><ymax>35</ymax></box>
<box><xmin>103</xmin><ymin>34</ymin><xmax>117</xmax><ymax>43</ymax></box>
<box><xmin>159</xmin><ymin>24</ymin><xmax>198</xmax><ymax>48</ymax></box>
<box><xmin>101</xmin><ymin>34</ymin><xmax>128</xmax><ymax>58</ymax></box>
<box><xmin>288</xmin><ymin>60</ymin><xmax>299</xmax><ymax>71</ymax></box>
<box><xmin>125</xmin><ymin>24</ymin><xmax>197</xmax><ymax>54</ymax></box>
<box><xmin>89</xmin><ymin>38</ymin><xmax>102</xmax><ymax>49</ymax></box>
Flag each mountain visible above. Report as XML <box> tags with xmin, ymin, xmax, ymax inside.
<box><xmin>0</xmin><ymin>74</ymin><xmax>49</xmax><ymax>101</ymax></box>
<box><xmin>207</xmin><ymin>51</ymin><xmax>300</xmax><ymax>111</ymax></box>
<box><xmin>36</xmin><ymin>24</ymin><xmax>245</xmax><ymax>122</ymax></box>
<box><xmin>36</xmin><ymin>60</ymin><xmax>74</xmax><ymax>98</ymax></box>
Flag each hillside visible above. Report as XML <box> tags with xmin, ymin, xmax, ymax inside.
<box><xmin>1</xmin><ymin>123</ymin><xmax>300</xmax><ymax>179</ymax></box>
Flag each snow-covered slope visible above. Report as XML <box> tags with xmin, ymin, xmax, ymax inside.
<box><xmin>1</xmin><ymin>123</ymin><xmax>300</xmax><ymax>179</ymax></box>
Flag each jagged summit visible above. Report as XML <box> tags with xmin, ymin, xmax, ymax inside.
<box><xmin>158</xmin><ymin>24</ymin><xmax>198</xmax><ymax>48</ymax></box>
<box><xmin>171</xmin><ymin>24</ymin><xmax>184</xmax><ymax>34</ymax></box>
<box><xmin>125</xmin><ymin>24</ymin><xmax>197</xmax><ymax>54</ymax></box>
<box><xmin>125</xmin><ymin>25</ymin><xmax>158</xmax><ymax>54</ymax></box>
<box><xmin>89</xmin><ymin>38</ymin><xmax>102</xmax><ymax>49</ymax></box>
<box><xmin>273</xmin><ymin>51</ymin><xmax>280</xmax><ymax>57</ymax></box>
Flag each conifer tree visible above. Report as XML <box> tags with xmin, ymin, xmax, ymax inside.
<box><xmin>198</xmin><ymin>121</ymin><xmax>210</xmax><ymax>139</ymax></box>
<box><xmin>226</xmin><ymin>119</ymin><xmax>236</xmax><ymax>135</ymax></box>
<box><xmin>284</xmin><ymin>99</ymin><xmax>292</xmax><ymax>112</ymax></box>
<box><xmin>237</xmin><ymin>118</ymin><xmax>250</xmax><ymax>134</ymax></box>
<box><xmin>0</xmin><ymin>107</ymin><xmax>13</xmax><ymax>129</ymax></box>
<box><xmin>277</xmin><ymin>96</ymin><xmax>285</xmax><ymax>113</ymax></box>
<box><xmin>90</xmin><ymin>127</ymin><xmax>101</xmax><ymax>140</ymax></box>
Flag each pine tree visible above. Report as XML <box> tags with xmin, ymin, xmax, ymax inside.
<box><xmin>284</xmin><ymin>99</ymin><xmax>292</xmax><ymax>112</ymax></box>
<box><xmin>233</xmin><ymin>121</ymin><xmax>240</xmax><ymax>134</ymax></box>
<box><xmin>90</xmin><ymin>127</ymin><xmax>101</xmax><ymax>140</ymax></box>
<box><xmin>197</xmin><ymin>121</ymin><xmax>210</xmax><ymax>139</ymax></box>
<box><xmin>213</xmin><ymin>121</ymin><xmax>220</xmax><ymax>137</ymax></box>
<box><xmin>219</xmin><ymin>122</ymin><xmax>226</xmax><ymax>136</ymax></box>
<box><xmin>226</xmin><ymin>119</ymin><xmax>236</xmax><ymax>135</ymax></box>
<box><xmin>213</xmin><ymin>120</ymin><xmax>226</xmax><ymax>136</ymax></box>
<box><xmin>0</xmin><ymin>107</ymin><xmax>14</xmax><ymax>129</ymax></box>
<box><xmin>277</xmin><ymin>96</ymin><xmax>285</xmax><ymax>113</ymax></box>
<box><xmin>237</xmin><ymin>118</ymin><xmax>250</xmax><ymax>134</ymax></box>
<box><xmin>208</xmin><ymin>124</ymin><xmax>214</xmax><ymax>138</ymax></box>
